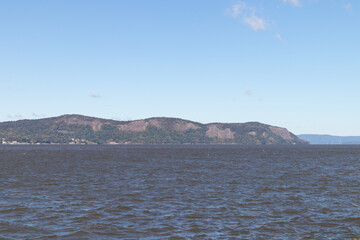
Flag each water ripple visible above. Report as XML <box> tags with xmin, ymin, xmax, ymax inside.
<box><xmin>0</xmin><ymin>145</ymin><xmax>360</xmax><ymax>239</ymax></box>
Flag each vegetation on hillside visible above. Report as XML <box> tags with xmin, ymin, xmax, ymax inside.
<box><xmin>0</xmin><ymin>115</ymin><xmax>307</xmax><ymax>145</ymax></box>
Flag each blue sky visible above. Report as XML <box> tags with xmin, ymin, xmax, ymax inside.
<box><xmin>0</xmin><ymin>0</ymin><xmax>359</xmax><ymax>135</ymax></box>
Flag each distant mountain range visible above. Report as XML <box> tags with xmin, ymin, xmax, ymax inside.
<box><xmin>298</xmin><ymin>134</ymin><xmax>360</xmax><ymax>144</ymax></box>
<box><xmin>0</xmin><ymin>115</ymin><xmax>307</xmax><ymax>145</ymax></box>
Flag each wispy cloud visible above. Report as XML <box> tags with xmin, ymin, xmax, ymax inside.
<box><xmin>90</xmin><ymin>93</ymin><xmax>101</xmax><ymax>98</ymax></box>
<box><xmin>283</xmin><ymin>0</ymin><xmax>301</xmax><ymax>7</ymax></box>
<box><xmin>243</xmin><ymin>14</ymin><xmax>266</xmax><ymax>32</ymax></box>
<box><xmin>32</xmin><ymin>113</ymin><xmax>45</xmax><ymax>118</ymax></box>
<box><xmin>227</xmin><ymin>1</ymin><xmax>267</xmax><ymax>32</ymax></box>
<box><xmin>274</xmin><ymin>33</ymin><xmax>283</xmax><ymax>41</ymax></box>
<box><xmin>245</xmin><ymin>87</ymin><xmax>253</xmax><ymax>95</ymax></box>
<box><xmin>345</xmin><ymin>3</ymin><xmax>352</xmax><ymax>12</ymax></box>
<box><xmin>7</xmin><ymin>114</ymin><xmax>24</xmax><ymax>119</ymax></box>
<box><xmin>245</xmin><ymin>87</ymin><xmax>264</xmax><ymax>102</ymax></box>
<box><xmin>230</xmin><ymin>2</ymin><xmax>246</xmax><ymax>18</ymax></box>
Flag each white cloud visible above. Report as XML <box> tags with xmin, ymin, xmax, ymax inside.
<box><xmin>230</xmin><ymin>2</ymin><xmax>246</xmax><ymax>18</ymax></box>
<box><xmin>345</xmin><ymin>3</ymin><xmax>352</xmax><ymax>12</ymax></box>
<box><xmin>90</xmin><ymin>93</ymin><xmax>101</xmax><ymax>98</ymax></box>
<box><xmin>283</xmin><ymin>0</ymin><xmax>301</xmax><ymax>7</ymax></box>
<box><xmin>244</xmin><ymin>14</ymin><xmax>266</xmax><ymax>31</ymax></box>
<box><xmin>227</xmin><ymin>2</ymin><xmax>267</xmax><ymax>32</ymax></box>
<box><xmin>275</xmin><ymin>33</ymin><xmax>283</xmax><ymax>41</ymax></box>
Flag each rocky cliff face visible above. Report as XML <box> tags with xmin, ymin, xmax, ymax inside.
<box><xmin>0</xmin><ymin>115</ymin><xmax>308</xmax><ymax>145</ymax></box>
<box><xmin>206</xmin><ymin>124</ymin><xmax>234</xmax><ymax>139</ymax></box>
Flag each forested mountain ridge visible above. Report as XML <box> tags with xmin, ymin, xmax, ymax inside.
<box><xmin>0</xmin><ymin>115</ymin><xmax>308</xmax><ymax>145</ymax></box>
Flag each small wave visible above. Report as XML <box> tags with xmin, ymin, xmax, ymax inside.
<box><xmin>104</xmin><ymin>205</ymin><xmax>132</xmax><ymax>213</ymax></box>
<box><xmin>342</xmin><ymin>217</ymin><xmax>360</xmax><ymax>222</ymax></box>
<box><xmin>188</xmin><ymin>227</ymin><xmax>203</xmax><ymax>233</ymax></box>
<box><xmin>185</xmin><ymin>213</ymin><xmax>203</xmax><ymax>219</ymax></box>
<box><xmin>60</xmin><ymin>230</ymin><xmax>91</xmax><ymax>238</ymax></box>
<box><xmin>0</xmin><ymin>207</ymin><xmax>30</xmax><ymax>214</ymax></box>
<box><xmin>282</xmin><ymin>209</ymin><xmax>300</xmax><ymax>214</ymax></box>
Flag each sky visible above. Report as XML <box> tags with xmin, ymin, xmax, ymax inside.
<box><xmin>0</xmin><ymin>0</ymin><xmax>359</xmax><ymax>135</ymax></box>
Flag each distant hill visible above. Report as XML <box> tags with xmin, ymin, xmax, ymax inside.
<box><xmin>0</xmin><ymin>115</ymin><xmax>308</xmax><ymax>145</ymax></box>
<box><xmin>298</xmin><ymin>134</ymin><xmax>360</xmax><ymax>144</ymax></box>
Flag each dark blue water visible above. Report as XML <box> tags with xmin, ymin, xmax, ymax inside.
<box><xmin>0</xmin><ymin>145</ymin><xmax>359</xmax><ymax>239</ymax></box>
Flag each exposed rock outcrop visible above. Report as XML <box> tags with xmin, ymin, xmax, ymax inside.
<box><xmin>206</xmin><ymin>125</ymin><xmax>234</xmax><ymax>139</ymax></box>
<box><xmin>0</xmin><ymin>115</ymin><xmax>308</xmax><ymax>145</ymax></box>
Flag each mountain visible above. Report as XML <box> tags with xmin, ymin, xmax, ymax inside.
<box><xmin>0</xmin><ymin>115</ymin><xmax>308</xmax><ymax>145</ymax></box>
<box><xmin>298</xmin><ymin>134</ymin><xmax>360</xmax><ymax>145</ymax></box>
